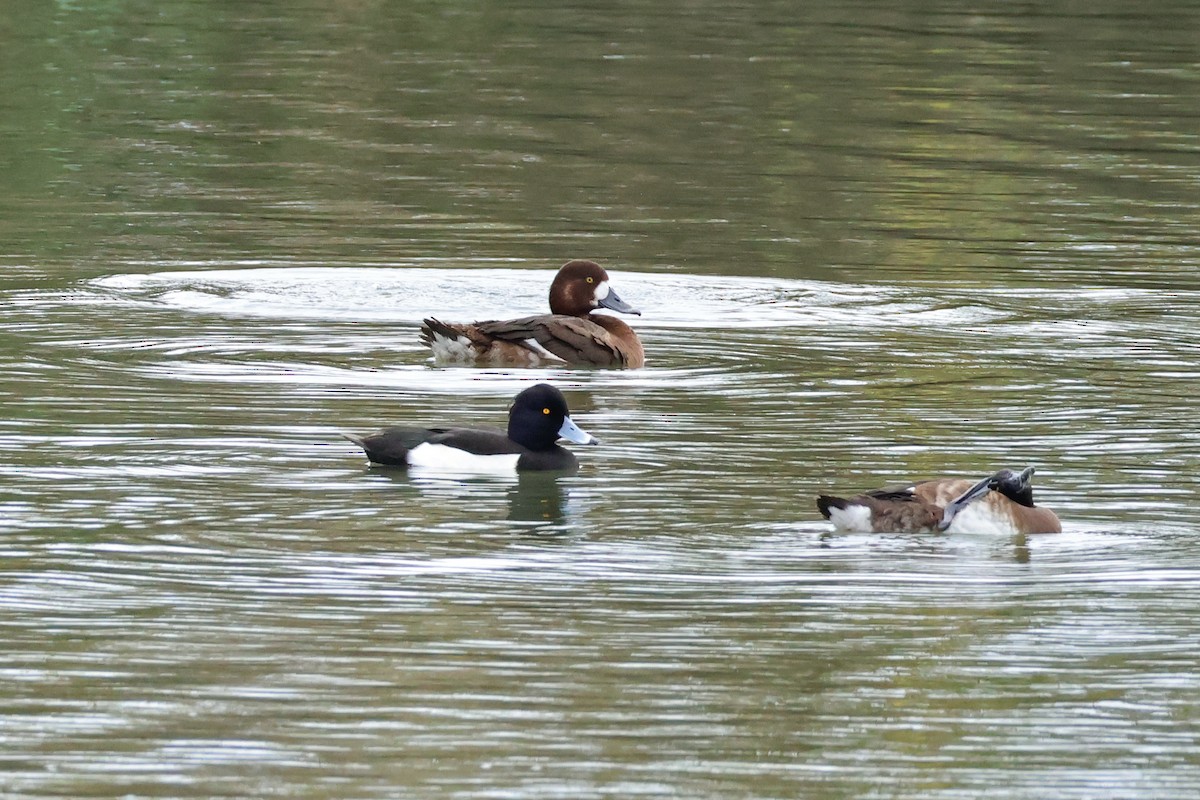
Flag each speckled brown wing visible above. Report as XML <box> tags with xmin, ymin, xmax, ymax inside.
<box><xmin>857</xmin><ymin>492</ymin><xmax>943</xmax><ymax>532</ymax></box>
<box><xmin>818</xmin><ymin>487</ymin><xmax>942</xmax><ymax>533</ymax></box>
<box><xmin>871</xmin><ymin>479</ymin><xmax>977</xmax><ymax>532</ymax></box>
<box><xmin>475</xmin><ymin>314</ymin><xmax>631</xmax><ymax>367</ymax></box>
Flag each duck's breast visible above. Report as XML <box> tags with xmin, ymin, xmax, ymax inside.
<box><xmin>942</xmin><ymin>496</ymin><xmax>1021</xmax><ymax>535</ymax></box>
<box><xmin>588</xmin><ymin>314</ymin><xmax>644</xmax><ymax>368</ymax></box>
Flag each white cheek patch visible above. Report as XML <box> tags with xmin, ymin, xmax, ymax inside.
<box><xmin>594</xmin><ymin>280</ymin><xmax>611</xmax><ymax>301</ymax></box>
<box><xmin>407</xmin><ymin>443</ymin><xmax>521</xmax><ymax>474</ymax></box>
<box><xmin>828</xmin><ymin>504</ymin><xmax>874</xmax><ymax>532</ymax></box>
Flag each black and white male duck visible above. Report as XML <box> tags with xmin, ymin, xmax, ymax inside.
<box><xmin>420</xmin><ymin>259</ymin><xmax>645</xmax><ymax>368</ymax></box>
<box><xmin>344</xmin><ymin>383</ymin><xmax>596</xmax><ymax>473</ymax></box>
<box><xmin>817</xmin><ymin>466</ymin><xmax>1061</xmax><ymax>534</ymax></box>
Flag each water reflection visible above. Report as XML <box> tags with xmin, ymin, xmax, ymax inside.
<box><xmin>814</xmin><ymin>528</ymin><xmax>1035</xmax><ymax>565</ymax></box>
<box><xmin>358</xmin><ymin>466</ymin><xmax>574</xmax><ymax>530</ymax></box>
<box><xmin>506</xmin><ymin>472</ymin><xmax>571</xmax><ymax>526</ymax></box>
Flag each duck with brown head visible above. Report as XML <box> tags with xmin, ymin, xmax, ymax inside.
<box><xmin>421</xmin><ymin>260</ymin><xmax>645</xmax><ymax>368</ymax></box>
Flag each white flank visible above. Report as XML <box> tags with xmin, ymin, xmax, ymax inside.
<box><xmin>428</xmin><ymin>332</ymin><xmax>478</xmax><ymax>364</ymax></box>
<box><xmin>828</xmin><ymin>503</ymin><xmax>874</xmax><ymax>532</ymax></box>
<box><xmin>942</xmin><ymin>502</ymin><xmax>1015</xmax><ymax>535</ymax></box>
<box><xmin>406</xmin><ymin>443</ymin><xmax>521</xmax><ymax>474</ymax></box>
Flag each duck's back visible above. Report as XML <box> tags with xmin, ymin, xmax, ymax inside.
<box><xmin>911</xmin><ymin>478</ymin><xmax>976</xmax><ymax>506</ymax></box>
<box><xmin>474</xmin><ymin>313</ymin><xmax>642</xmax><ymax>368</ymax></box>
<box><xmin>345</xmin><ymin>425</ymin><xmax>511</xmax><ymax>466</ymax></box>
<box><xmin>420</xmin><ymin>319</ymin><xmax>554</xmax><ymax>366</ymax></box>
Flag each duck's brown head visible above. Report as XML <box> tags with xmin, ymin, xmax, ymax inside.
<box><xmin>548</xmin><ymin>260</ymin><xmax>641</xmax><ymax>317</ymax></box>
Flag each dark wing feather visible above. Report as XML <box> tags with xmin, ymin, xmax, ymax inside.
<box><xmin>420</xmin><ymin>319</ymin><xmax>461</xmax><ymax>348</ymax></box>
<box><xmin>422</xmin><ymin>318</ymin><xmax>542</xmax><ymax>355</ymax></box>
<box><xmin>344</xmin><ymin>427</ymin><xmax>441</xmax><ymax>466</ymax></box>
<box><xmin>344</xmin><ymin>426</ymin><xmax>517</xmax><ymax>466</ymax></box>
<box><xmin>861</xmin><ymin>488</ymin><xmax>919</xmax><ymax>503</ymax></box>
<box><xmin>816</xmin><ymin>495</ymin><xmax>847</xmax><ymax>519</ymax></box>
<box><xmin>427</xmin><ymin>427</ymin><xmax>522</xmax><ymax>456</ymax></box>
<box><xmin>475</xmin><ymin>314</ymin><xmax>625</xmax><ymax>367</ymax></box>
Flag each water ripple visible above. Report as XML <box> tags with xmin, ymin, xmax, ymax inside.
<box><xmin>3</xmin><ymin>264</ymin><xmax>1200</xmax><ymax>799</ymax></box>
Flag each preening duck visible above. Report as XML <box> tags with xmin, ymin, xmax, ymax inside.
<box><xmin>817</xmin><ymin>466</ymin><xmax>1061</xmax><ymax>534</ymax></box>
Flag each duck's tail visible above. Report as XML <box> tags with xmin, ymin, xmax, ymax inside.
<box><xmin>816</xmin><ymin>494</ymin><xmax>877</xmax><ymax>531</ymax></box>
<box><xmin>420</xmin><ymin>317</ymin><xmax>463</xmax><ymax>348</ymax></box>
<box><xmin>420</xmin><ymin>317</ymin><xmax>483</xmax><ymax>363</ymax></box>
<box><xmin>816</xmin><ymin>495</ymin><xmax>848</xmax><ymax>520</ymax></box>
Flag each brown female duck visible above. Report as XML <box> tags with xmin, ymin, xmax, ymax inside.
<box><xmin>420</xmin><ymin>259</ymin><xmax>644</xmax><ymax>368</ymax></box>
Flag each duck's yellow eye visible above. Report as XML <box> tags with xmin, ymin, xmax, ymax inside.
<box><xmin>542</xmin><ymin>407</ymin><xmax>550</xmax><ymax>415</ymax></box>
<box><xmin>586</xmin><ymin>276</ymin><xmax>594</xmax><ymax>284</ymax></box>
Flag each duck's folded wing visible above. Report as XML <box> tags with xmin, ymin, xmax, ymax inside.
<box><xmin>858</xmin><ymin>490</ymin><xmax>941</xmax><ymax>531</ymax></box>
<box><xmin>345</xmin><ymin>426</ymin><xmax>446</xmax><ymax>465</ymax></box>
<box><xmin>861</xmin><ymin>488</ymin><xmax>919</xmax><ymax>503</ymax></box>
<box><xmin>429</xmin><ymin>427</ymin><xmax>520</xmax><ymax>455</ymax></box>
<box><xmin>475</xmin><ymin>314</ymin><xmax>623</xmax><ymax>366</ymax></box>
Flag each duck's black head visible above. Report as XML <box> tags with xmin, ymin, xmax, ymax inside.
<box><xmin>507</xmin><ymin>383</ymin><xmax>597</xmax><ymax>451</ymax></box>
<box><xmin>988</xmin><ymin>466</ymin><xmax>1037</xmax><ymax>507</ymax></box>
